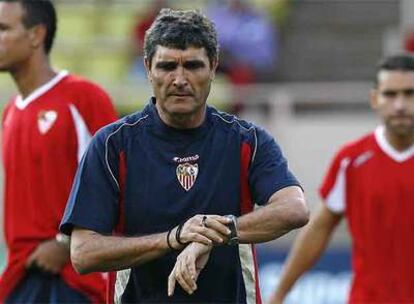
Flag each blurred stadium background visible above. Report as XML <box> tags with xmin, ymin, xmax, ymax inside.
<box><xmin>1</xmin><ymin>0</ymin><xmax>413</xmax><ymax>303</ymax></box>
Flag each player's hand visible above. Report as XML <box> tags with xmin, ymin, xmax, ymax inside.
<box><xmin>267</xmin><ymin>293</ymin><xmax>284</xmax><ymax>304</ymax></box>
<box><xmin>168</xmin><ymin>242</ymin><xmax>212</xmax><ymax>296</ymax></box>
<box><xmin>178</xmin><ymin>214</ymin><xmax>231</xmax><ymax>246</ymax></box>
<box><xmin>25</xmin><ymin>239</ymin><xmax>70</xmax><ymax>274</ymax></box>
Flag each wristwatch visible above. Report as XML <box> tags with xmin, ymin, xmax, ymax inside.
<box><xmin>225</xmin><ymin>215</ymin><xmax>239</xmax><ymax>245</ymax></box>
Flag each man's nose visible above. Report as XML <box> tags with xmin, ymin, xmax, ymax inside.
<box><xmin>394</xmin><ymin>96</ymin><xmax>406</xmax><ymax>111</ymax></box>
<box><xmin>172</xmin><ymin>67</ymin><xmax>188</xmax><ymax>87</ymax></box>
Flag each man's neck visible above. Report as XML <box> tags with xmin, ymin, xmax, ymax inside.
<box><xmin>11</xmin><ymin>56</ymin><xmax>56</xmax><ymax>99</ymax></box>
<box><xmin>156</xmin><ymin>104</ymin><xmax>206</xmax><ymax>129</ymax></box>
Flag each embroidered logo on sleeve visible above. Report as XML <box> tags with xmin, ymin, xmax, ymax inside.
<box><xmin>176</xmin><ymin>163</ymin><xmax>198</xmax><ymax>191</ymax></box>
<box><xmin>353</xmin><ymin>150</ymin><xmax>374</xmax><ymax>168</ymax></box>
<box><xmin>38</xmin><ymin>110</ymin><xmax>58</xmax><ymax>134</ymax></box>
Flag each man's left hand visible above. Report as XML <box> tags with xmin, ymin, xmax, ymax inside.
<box><xmin>25</xmin><ymin>239</ymin><xmax>70</xmax><ymax>274</ymax></box>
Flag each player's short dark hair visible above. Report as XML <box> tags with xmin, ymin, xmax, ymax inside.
<box><xmin>374</xmin><ymin>53</ymin><xmax>414</xmax><ymax>86</ymax></box>
<box><xmin>1</xmin><ymin>0</ymin><xmax>57</xmax><ymax>54</ymax></box>
<box><xmin>144</xmin><ymin>8</ymin><xmax>219</xmax><ymax>68</ymax></box>
<box><xmin>378</xmin><ymin>53</ymin><xmax>414</xmax><ymax>72</ymax></box>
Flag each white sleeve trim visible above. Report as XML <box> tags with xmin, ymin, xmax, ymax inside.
<box><xmin>238</xmin><ymin>244</ymin><xmax>257</xmax><ymax>304</ymax></box>
<box><xmin>325</xmin><ymin>157</ymin><xmax>350</xmax><ymax>214</ymax></box>
<box><xmin>69</xmin><ymin>104</ymin><xmax>92</xmax><ymax>163</ymax></box>
<box><xmin>114</xmin><ymin>269</ymin><xmax>131</xmax><ymax>304</ymax></box>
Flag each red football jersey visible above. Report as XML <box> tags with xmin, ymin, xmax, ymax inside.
<box><xmin>320</xmin><ymin>126</ymin><xmax>414</xmax><ymax>303</ymax></box>
<box><xmin>0</xmin><ymin>71</ymin><xmax>118</xmax><ymax>302</ymax></box>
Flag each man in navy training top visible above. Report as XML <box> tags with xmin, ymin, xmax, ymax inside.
<box><xmin>60</xmin><ymin>8</ymin><xmax>309</xmax><ymax>304</ymax></box>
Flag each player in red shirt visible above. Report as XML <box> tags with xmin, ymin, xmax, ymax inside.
<box><xmin>269</xmin><ymin>54</ymin><xmax>414</xmax><ymax>304</ymax></box>
<box><xmin>0</xmin><ymin>0</ymin><xmax>117</xmax><ymax>303</ymax></box>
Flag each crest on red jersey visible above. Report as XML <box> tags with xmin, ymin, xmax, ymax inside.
<box><xmin>38</xmin><ymin>110</ymin><xmax>58</xmax><ymax>134</ymax></box>
<box><xmin>176</xmin><ymin>163</ymin><xmax>198</xmax><ymax>191</ymax></box>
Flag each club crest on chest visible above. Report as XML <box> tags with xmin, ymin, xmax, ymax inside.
<box><xmin>38</xmin><ymin>110</ymin><xmax>58</xmax><ymax>134</ymax></box>
<box><xmin>173</xmin><ymin>155</ymin><xmax>199</xmax><ymax>191</ymax></box>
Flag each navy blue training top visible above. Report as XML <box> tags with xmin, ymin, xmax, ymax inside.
<box><xmin>60</xmin><ymin>98</ymin><xmax>300</xmax><ymax>303</ymax></box>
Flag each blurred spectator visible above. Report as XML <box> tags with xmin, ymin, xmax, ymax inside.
<box><xmin>207</xmin><ymin>0</ymin><xmax>278</xmax><ymax>84</ymax></box>
<box><xmin>128</xmin><ymin>0</ymin><xmax>169</xmax><ymax>79</ymax></box>
<box><xmin>404</xmin><ymin>29</ymin><xmax>414</xmax><ymax>52</ymax></box>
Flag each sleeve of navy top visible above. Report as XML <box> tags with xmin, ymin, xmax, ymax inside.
<box><xmin>248</xmin><ymin>126</ymin><xmax>301</xmax><ymax>206</ymax></box>
<box><xmin>60</xmin><ymin>126</ymin><xmax>120</xmax><ymax>235</ymax></box>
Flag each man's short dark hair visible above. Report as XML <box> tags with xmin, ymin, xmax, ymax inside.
<box><xmin>1</xmin><ymin>0</ymin><xmax>57</xmax><ymax>54</ymax></box>
<box><xmin>378</xmin><ymin>53</ymin><xmax>414</xmax><ymax>72</ymax></box>
<box><xmin>374</xmin><ymin>53</ymin><xmax>414</xmax><ymax>86</ymax></box>
<box><xmin>144</xmin><ymin>8</ymin><xmax>219</xmax><ymax>68</ymax></box>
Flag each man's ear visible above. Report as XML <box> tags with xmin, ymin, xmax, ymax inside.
<box><xmin>210</xmin><ymin>56</ymin><xmax>219</xmax><ymax>80</ymax></box>
<box><xmin>144</xmin><ymin>57</ymin><xmax>152</xmax><ymax>82</ymax></box>
<box><xmin>370</xmin><ymin>88</ymin><xmax>379</xmax><ymax>110</ymax></box>
<box><xmin>29</xmin><ymin>24</ymin><xmax>46</xmax><ymax>50</ymax></box>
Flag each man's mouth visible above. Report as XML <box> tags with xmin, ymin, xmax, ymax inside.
<box><xmin>170</xmin><ymin>93</ymin><xmax>192</xmax><ymax>97</ymax></box>
<box><xmin>389</xmin><ymin>116</ymin><xmax>413</xmax><ymax>123</ymax></box>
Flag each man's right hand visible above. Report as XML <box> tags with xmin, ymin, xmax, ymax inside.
<box><xmin>25</xmin><ymin>239</ymin><xmax>70</xmax><ymax>274</ymax></box>
<box><xmin>267</xmin><ymin>293</ymin><xmax>284</xmax><ymax>304</ymax></box>
<box><xmin>168</xmin><ymin>242</ymin><xmax>212</xmax><ymax>296</ymax></box>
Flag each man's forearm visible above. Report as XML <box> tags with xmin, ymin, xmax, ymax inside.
<box><xmin>71</xmin><ymin>228</ymin><xmax>172</xmax><ymax>274</ymax></box>
<box><xmin>70</xmin><ymin>214</ymin><xmax>230</xmax><ymax>274</ymax></box>
<box><xmin>237</xmin><ymin>186</ymin><xmax>309</xmax><ymax>244</ymax></box>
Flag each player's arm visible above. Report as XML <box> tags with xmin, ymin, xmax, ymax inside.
<box><xmin>70</xmin><ymin>214</ymin><xmax>230</xmax><ymax>274</ymax></box>
<box><xmin>237</xmin><ymin>185</ymin><xmax>309</xmax><ymax>243</ymax></box>
<box><xmin>267</xmin><ymin>203</ymin><xmax>342</xmax><ymax>304</ymax></box>
<box><xmin>71</xmin><ymin>227</ymin><xmax>171</xmax><ymax>274</ymax></box>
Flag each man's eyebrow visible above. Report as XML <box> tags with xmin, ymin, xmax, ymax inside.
<box><xmin>155</xmin><ymin>61</ymin><xmax>178</xmax><ymax>69</ymax></box>
<box><xmin>154</xmin><ymin>59</ymin><xmax>207</xmax><ymax>69</ymax></box>
<box><xmin>381</xmin><ymin>88</ymin><xmax>414</xmax><ymax>94</ymax></box>
<box><xmin>183</xmin><ymin>59</ymin><xmax>205</xmax><ymax>63</ymax></box>
<box><xmin>0</xmin><ymin>22</ymin><xmax>11</xmax><ymax>29</ymax></box>
<box><xmin>183</xmin><ymin>59</ymin><xmax>206</xmax><ymax>66</ymax></box>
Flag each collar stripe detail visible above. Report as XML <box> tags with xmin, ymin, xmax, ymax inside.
<box><xmin>15</xmin><ymin>70</ymin><xmax>69</xmax><ymax>110</ymax></box>
<box><xmin>374</xmin><ymin>125</ymin><xmax>414</xmax><ymax>162</ymax></box>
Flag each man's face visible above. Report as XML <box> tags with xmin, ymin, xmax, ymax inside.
<box><xmin>145</xmin><ymin>46</ymin><xmax>217</xmax><ymax>120</ymax></box>
<box><xmin>0</xmin><ymin>2</ymin><xmax>33</xmax><ymax>72</ymax></box>
<box><xmin>371</xmin><ymin>70</ymin><xmax>414</xmax><ymax>138</ymax></box>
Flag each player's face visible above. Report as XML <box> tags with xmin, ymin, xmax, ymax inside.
<box><xmin>145</xmin><ymin>46</ymin><xmax>218</xmax><ymax>127</ymax></box>
<box><xmin>371</xmin><ymin>71</ymin><xmax>414</xmax><ymax>138</ymax></box>
<box><xmin>0</xmin><ymin>2</ymin><xmax>34</xmax><ymax>71</ymax></box>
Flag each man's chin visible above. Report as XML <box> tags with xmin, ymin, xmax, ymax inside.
<box><xmin>169</xmin><ymin>107</ymin><xmax>197</xmax><ymax>116</ymax></box>
<box><xmin>167</xmin><ymin>102</ymin><xmax>199</xmax><ymax>115</ymax></box>
<box><xmin>388</xmin><ymin>124</ymin><xmax>414</xmax><ymax>137</ymax></box>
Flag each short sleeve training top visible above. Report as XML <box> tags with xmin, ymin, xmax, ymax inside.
<box><xmin>61</xmin><ymin>98</ymin><xmax>300</xmax><ymax>304</ymax></box>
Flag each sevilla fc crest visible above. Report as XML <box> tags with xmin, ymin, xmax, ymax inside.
<box><xmin>176</xmin><ymin>163</ymin><xmax>198</xmax><ymax>191</ymax></box>
<box><xmin>38</xmin><ymin>110</ymin><xmax>58</xmax><ymax>134</ymax></box>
